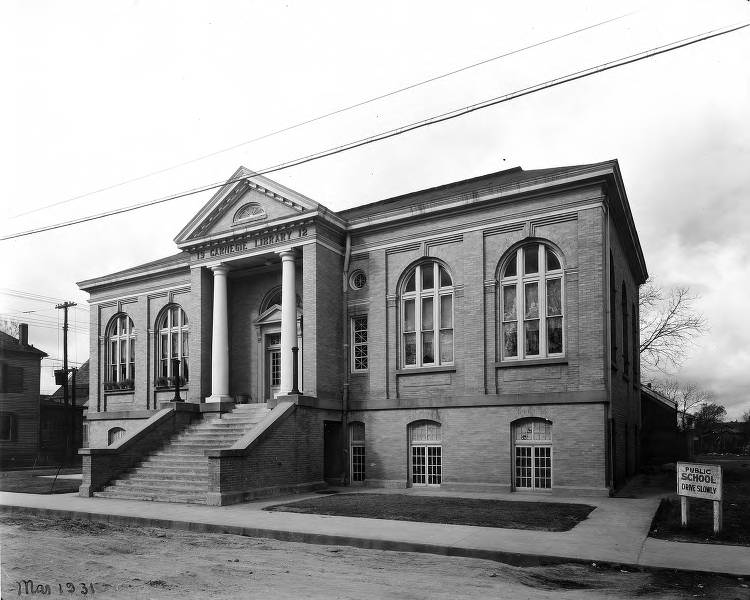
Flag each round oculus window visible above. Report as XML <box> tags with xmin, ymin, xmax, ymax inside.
<box><xmin>350</xmin><ymin>270</ymin><xmax>367</xmax><ymax>290</ymax></box>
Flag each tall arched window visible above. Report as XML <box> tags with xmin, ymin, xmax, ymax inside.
<box><xmin>400</xmin><ymin>261</ymin><xmax>454</xmax><ymax>368</ymax></box>
<box><xmin>105</xmin><ymin>314</ymin><xmax>135</xmax><ymax>389</ymax></box>
<box><xmin>409</xmin><ymin>420</ymin><xmax>442</xmax><ymax>486</ymax></box>
<box><xmin>156</xmin><ymin>305</ymin><xmax>189</xmax><ymax>384</ymax></box>
<box><xmin>513</xmin><ymin>418</ymin><xmax>552</xmax><ymax>490</ymax></box>
<box><xmin>499</xmin><ymin>243</ymin><xmax>563</xmax><ymax>360</ymax></box>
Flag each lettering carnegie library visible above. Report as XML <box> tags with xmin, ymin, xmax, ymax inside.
<box><xmin>192</xmin><ymin>226</ymin><xmax>308</xmax><ymax>260</ymax></box>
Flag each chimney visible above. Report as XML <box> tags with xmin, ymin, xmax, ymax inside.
<box><xmin>19</xmin><ymin>323</ymin><xmax>29</xmax><ymax>346</ymax></box>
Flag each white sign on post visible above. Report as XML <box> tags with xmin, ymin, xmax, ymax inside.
<box><xmin>677</xmin><ymin>462</ymin><xmax>722</xmax><ymax>500</ymax></box>
<box><xmin>676</xmin><ymin>462</ymin><xmax>723</xmax><ymax>534</ymax></box>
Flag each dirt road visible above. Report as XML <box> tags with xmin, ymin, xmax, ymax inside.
<box><xmin>1</xmin><ymin>514</ymin><xmax>747</xmax><ymax>599</ymax></box>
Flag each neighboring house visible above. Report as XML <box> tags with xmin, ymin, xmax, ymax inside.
<box><xmin>78</xmin><ymin>160</ymin><xmax>647</xmax><ymax>502</ymax></box>
<box><xmin>40</xmin><ymin>360</ymin><xmax>89</xmax><ymax>463</ymax></box>
<box><xmin>0</xmin><ymin>325</ymin><xmax>48</xmax><ymax>468</ymax></box>
<box><xmin>640</xmin><ymin>383</ymin><xmax>687</xmax><ymax>464</ymax></box>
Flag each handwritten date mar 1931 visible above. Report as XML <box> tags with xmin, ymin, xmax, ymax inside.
<box><xmin>13</xmin><ymin>580</ymin><xmax>96</xmax><ymax>596</ymax></box>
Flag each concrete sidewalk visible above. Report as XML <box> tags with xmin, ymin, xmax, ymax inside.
<box><xmin>1</xmin><ymin>489</ymin><xmax>748</xmax><ymax>577</ymax></box>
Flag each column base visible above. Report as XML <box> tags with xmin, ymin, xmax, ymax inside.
<box><xmin>205</xmin><ymin>395</ymin><xmax>234</xmax><ymax>403</ymax></box>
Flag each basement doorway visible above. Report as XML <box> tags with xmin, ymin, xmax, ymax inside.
<box><xmin>324</xmin><ymin>421</ymin><xmax>344</xmax><ymax>484</ymax></box>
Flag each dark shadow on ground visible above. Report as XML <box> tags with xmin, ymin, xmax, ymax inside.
<box><xmin>0</xmin><ymin>467</ymin><xmax>82</xmax><ymax>494</ymax></box>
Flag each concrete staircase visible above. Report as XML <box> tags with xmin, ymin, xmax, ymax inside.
<box><xmin>94</xmin><ymin>404</ymin><xmax>270</xmax><ymax>504</ymax></box>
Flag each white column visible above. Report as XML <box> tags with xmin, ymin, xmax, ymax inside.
<box><xmin>279</xmin><ymin>250</ymin><xmax>297</xmax><ymax>394</ymax></box>
<box><xmin>207</xmin><ymin>264</ymin><xmax>232</xmax><ymax>402</ymax></box>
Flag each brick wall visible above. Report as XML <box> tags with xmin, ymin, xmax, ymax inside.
<box><xmin>608</xmin><ymin>213</ymin><xmax>642</xmax><ymax>485</ymax></box>
<box><xmin>303</xmin><ymin>243</ymin><xmax>344</xmax><ymax>401</ymax></box>
<box><xmin>207</xmin><ymin>405</ymin><xmax>328</xmax><ymax>504</ymax></box>
<box><xmin>350</xmin><ymin>403</ymin><xmax>607</xmax><ymax>493</ymax></box>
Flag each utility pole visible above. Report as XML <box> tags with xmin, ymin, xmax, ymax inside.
<box><xmin>55</xmin><ymin>301</ymin><xmax>76</xmax><ymax>462</ymax></box>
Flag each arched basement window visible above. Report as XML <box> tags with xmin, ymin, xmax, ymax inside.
<box><xmin>156</xmin><ymin>305</ymin><xmax>189</xmax><ymax>384</ymax></box>
<box><xmin>409</xmin><ymin>420</ymin><xmax>442</xmax><ymax>486</ymax></box>
<box><xmin>513</xmin><ymin>418</ymin><xmax>552</xmax><ymax>490</ymax></box>
<box><xmin>400</xmin><ymin>261</ymin><xmax>454</xmax><ymax>368</ymax></box>
<box><xmin>105</xmin><ymin>314</ymin><xmax>135</xmax><ymax>389</ymax></box>
<box><xmin>349</xmin><ymin>422</ymin><xmax>365</xmax><ymax>483</ymax></box>
<box><xmin>500</xmin><ymin>243</ymin><xmax>563</xmax><ymax>360</ymax></box>
<box><xmin>108</xmin><ymin>427</ymin><xmax>126</xmax><ymax>446</ymax></box>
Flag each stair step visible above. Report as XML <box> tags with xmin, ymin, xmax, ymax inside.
<box><xmin>94</xmin><ymin>490</ymin><xmax>207</xmax><ymax>504</ymax></box>
<box><xmin>140</xmin><ymin>461</ymin><xmax>208</xmax><ymax>470</ymax></box>
<box><xmin>147</xmin><ymin>455</ymin><xmax>209</xmax><ymax>462</ymax></box>
<box><xmin>172</xmin><ymin>432</ymin><xmax>242</xmax><ymax>444</ymax></box>
<box><xmin>124</xmin><ymin>470</ymin><xmax>208</xmax><ymax>481</ymax></box>
<box><xmin>109</xmin><ymin>480</ymin><xmax>208</xmax><ymax>493</ymax></box>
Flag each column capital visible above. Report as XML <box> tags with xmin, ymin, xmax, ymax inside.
<box><xmin>210</xmin><ymin>264</ymin><xmax>230</xmax><ymax>275</ymax></box>
<box><xmin>277</xmin><ymin>249</ymin><xmax>297</xmax><ymax>261</ymax></box>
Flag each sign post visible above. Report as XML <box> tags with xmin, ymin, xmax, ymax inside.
<box><xmin>676</xmin><ymin>462</ymin><xmax>723</xmax><ymax>534</ymax></box>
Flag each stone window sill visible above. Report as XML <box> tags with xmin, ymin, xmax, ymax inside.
<box><xmin>396</xmin><ymin>366</ymin><xmax>456</xmax><ymax>376</ymax></box>
<box><xmin>495</xmin><ymin>358</ymin><xmax>567</xmax><ymax>368</ymax></box>
<box><xmin>103</xmin><ymin>388</ymin><xmax>135</xmax><ymax>396</ymax></box>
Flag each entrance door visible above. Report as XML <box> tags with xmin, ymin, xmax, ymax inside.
<box><xmin>324</xmin><ymin>421</ymin><xmax>343</xmax><ymax>483</ymax></box>
<box><xmin>265</xmin><ymin>332</ymin><xmax>281</xmax><ymax>401</ymax></box>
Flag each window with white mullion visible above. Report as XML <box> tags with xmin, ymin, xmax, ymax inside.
<box><xmin>501</xmin><ymin>243</ymin><xmax>564</xmax><ymax>361</ymax></box>
<box><xmin>438</xmin><ymin>291</ymin><xmax>453</xmax><ymax>363</ymax></box>
<box><xmin>157</xmin><ymin>305</ymin><xmax>189</xmax><ymax>382</ymax></box>
<box><xmin>401</xmin><ymin>262</ymin><xmax>454</xmax><ymax>368</ymax></box>
<box><xmin>351</xmin><ymin>316</ymin><xmax>369</xmax><ymax>372</ymax></box>
<box><xmin>106</xmin><ymin>314</ymin><xmax>135</xmax><ymax>384</ymax></box>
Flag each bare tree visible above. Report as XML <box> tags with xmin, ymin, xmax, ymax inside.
<box><xmin>0</xmin><ymin>318</ymin><xmax>20</xmax><ymax>338</ymax></box>
<box><xmin>639</xmin><ymin>280</ymin><xmax>707</xmax><ymax>372</ymax></box>
<box><xmin>651</xmin><ymin>379</ymin><xmax>712</xmax><ymax>431</ymax></box>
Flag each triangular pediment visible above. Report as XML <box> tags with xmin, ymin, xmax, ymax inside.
<box><xmin>255</xmin><ymin>305</ymin><xmax>303</xmax><ymax>325</ymax></box>
<box><xmin>175</xmin><ymin>166</ymin><xmax>320</xmax><ymax>247</ymax></box>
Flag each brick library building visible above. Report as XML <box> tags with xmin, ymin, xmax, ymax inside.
<box><xmin>78</xmin><ymin>160</ymin><xmax>646</xmax><ymax>504</ymax></box>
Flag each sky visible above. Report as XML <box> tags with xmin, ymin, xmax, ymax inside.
<box><xmin>1</xmin><ymin>1</ymin><xmax>749</xmax><ymax>418</ymax></box>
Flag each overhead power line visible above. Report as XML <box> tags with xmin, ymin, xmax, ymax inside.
<box><xmin>0</xmin><ymin>289</ymin><xmax>89</xmax><ymax>309</ymax></box>
<box><xmin>2</xmin><ymin>21</ymin><xmax>747</xmax><ymax>242</ymax></box>
<box><xmin>9</xmin><ymin>12</ymin><xmax>634</xmax><ymax>220</ymax></box>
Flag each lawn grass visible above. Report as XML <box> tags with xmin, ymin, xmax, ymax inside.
<box><xmin>0</xmin><ymin>468</ymin><xmax>82</xmax><ymax>494</ymax></box>
<box><xmin>649</xmin><ymin>455</ymin><xmax>750</xmax><ymax>546</ymax></box>
<box><xmin>265</xmin><ymin>493</ymin><xmax>595</xmax><ymax>531</ymax></box>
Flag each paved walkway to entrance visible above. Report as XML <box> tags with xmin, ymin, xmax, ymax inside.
<box><xmin>1</xmin><ymin>488</ymin><xmax>748</xmax><ymax>577</ymax></box>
